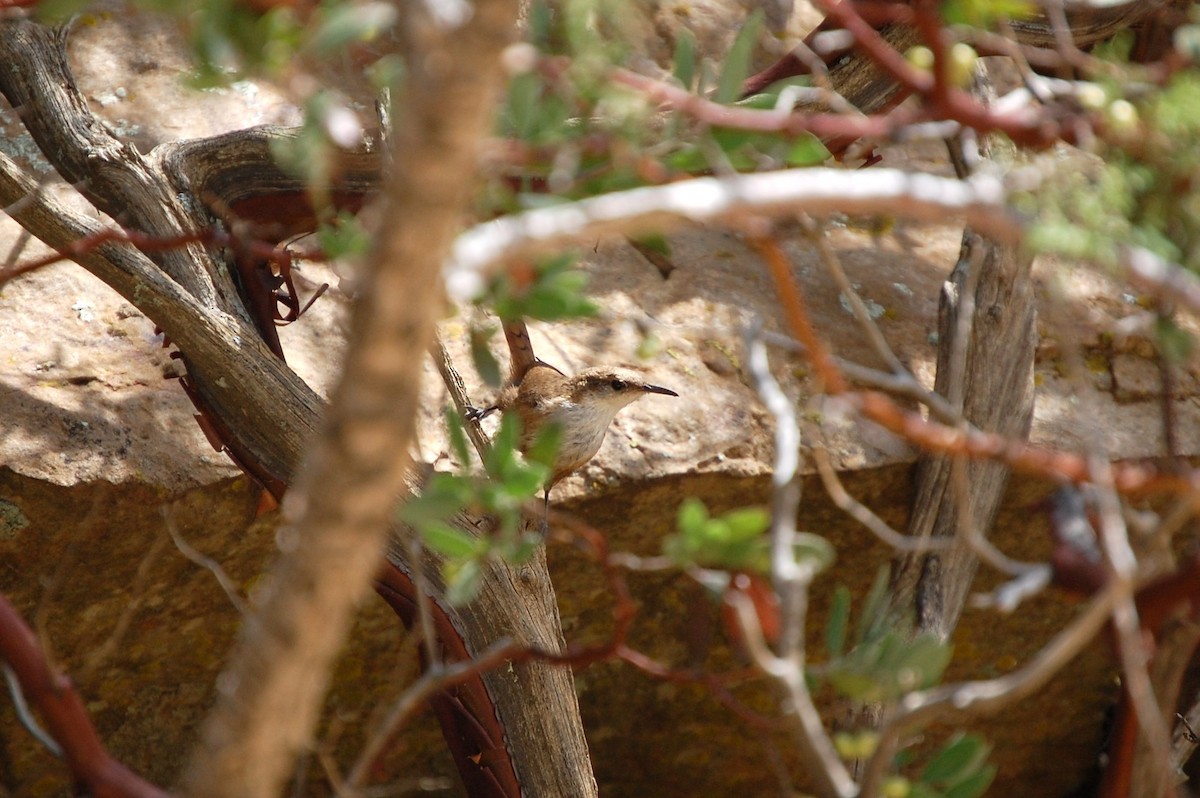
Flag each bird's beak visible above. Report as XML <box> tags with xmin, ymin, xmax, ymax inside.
<box><xmin>642</xmin><ymin>383</ymin><xmax>679</xmax><ymax>397</ymax></box>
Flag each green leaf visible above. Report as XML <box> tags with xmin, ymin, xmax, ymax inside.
<box><xmin>444</xmin><ymin>557</ymin><xmax>484</xmax><ymax>605</ymax></box>
<box><xmin>826</xmin><ymin>585</ymin><xmax>851</xmax><ymax>657</ymax></box>
<box><xmin>308</xmin><ymin>2</ymin><xmax>397</xmax><ymax>54</ymax></box>
<box><xmin>893</xmin><ymin>746</ymin><xmax>917</xmax><ymax>770</ymax></box>
<box><xmin>470</xmin><ymin>324</ymin><xmax>504</xmax><ymax>388</ymax></box>
<box><xmin>366</xmin><ymin>54</ymin><xmax>406</xmax><ymax>89</ymax></box>
<box><xmin>666</xmin><ymin>145</ymin><xmax>710</xmax><ymax>173</ymax></box>
<box><xmin>636</xmin><ymin>331</ymin><xmax>664</xmax><ymax>360</ymax></box>
<box><xmin>35</xmin><ymin>0</ymin><xmax>93</xmax><ymax>23</ymax></box>
<box><xmin>398</xmin><ymin>473</ymin><xmax>472</xmax><ymax>527</ymax></box>
<box><xmin>631</xmin><ymin>234</ymin><xmax>671</xmax><ymax>257</ymax></box>
<box><xmin>504</xmin><ymin>534</ymin><xmax>542</xmax><ymax>565</ymax></box>
<box><xmin>677</xmin><ymin>498</ymin><xmax>710</xmax><ymax>536</ymax></box>
<box><xmin>489</xmin><ymin>254</ymin><xmax>598</xmax><ymax>322</ymax></box>
<box><xmin>908</xmin><ymin>783</ymin><xmax>939</xmax><ymax>798</ymax></box>
<box><xmin>666</xmin><ymin>501</ymin><xmax>777</xmax><ymax>571</ymax></box>
<box><xmin>316</xmin><ymin>211</ymin><xmax>371</xmax><ymax>260</ymax></box>
<box><xmin>703</xmin><ymin>519</ymin><xmax>734</xmax><ymax>543</ymax></box>
<box><xmin>940</xmin><ymin>0</ymin><xmax>1036</xmax><ymax>27</ymax></box>
<box><xmin>794</xmin><ymin>532</ymin><xmax>835</xmax><ymax>573</ymax></box>
<box><xmin>786</xmin><ymin>134</ymin><xmax>830</xmax><ymax>167</ymax></box>
<box><xmin>1156</xmin><ymin>316</ymin><xmax>1195</xmax><ymax>363</ymax></box>
<box><xmin>898</xmin><ymin>636</ymin><xmax>953</xmax><ymax>689</ymax></box>
<box><xmin>673</xmin><ymin>28</ymin><xmax>697</xmax><ymax>91</ymax></box>
<box><xmin>501</xmin><ymin>463</ymin><xmax>549</xmax><ymax>499</ymax></box>
<box><xmin>827</xmin><ymin>670</ymin><xmax>885</xmax><ymax>702</ymax></box>
<box><xmin>856</xmin><ymin>565</ymin><xmax>894</xmax><ymax>645</ymax></box>
<box><xmin>445</xmin><ymin>407</ymin><xmax>471</xmax><ymax>466</ymax></box>
<box><xmin>941</xmin><ymin>765</ymin><xmax>996</xmax><ymax>798</ymax></box>
<box><xmin>734</xmin><ymin>92</ymin><xmax>779</xmax><ymax>110</ymax></box>
<box><xmin>1094</xmin><ymin>28</ymin><xmax>1135</xmax><ymax>62</ymax></box>
<box><xmin>422</xmin><ymin>523</ymin><xmax>483</xmax><ymax>559</ymax></box>
<box><xmin>526</xmin><ymin>422</ymin><xmax>562</xmax><ymax>471</ymax></box>
<box><xmin>723</xmin><ymin>507</ymin><xmax>770</xmax><ymax>540</ymax></box>
<box><xmin>715</xmin><ymin>10</ymin><xmax>763</xmax><ymax>104</ymax></box>
<box><xmin>269</xmin><ymin>97</ymin><xmax>336</xmax><ymax>190</ymax></box>
<box><xmin>503</xmin><ymin>72</ymin><xmax>543</xmax><ymax>141</ymax></box>
<box><xmin>486</xmin><ymin>413</ymin><xmax>522</xmax><ymax>477</ymax></box>
<box><xmin>529</xmin><ymin>0</ymin><xmax>553</xmax><ymax>47</ymax></box>
<box><xmin>711</xmin><ymin>126</ymin><xmax>757</xmax><ymax>157</ymax></box>
<box><xmin>922</xmin><ymin>734</ymin><xmax>989</xmax><ymax>785</ymax></box>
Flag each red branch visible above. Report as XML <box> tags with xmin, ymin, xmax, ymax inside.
<box><xmin>367</xmin><ymin>510</ymin><xmax>782</xmax><ymax>791</ymax></box>
<box><xmin>0</xmin><ymin>594</ymin><xmax>173</xmax><ymax>798</ymax></box>
<box><xmin>813</xmin><ymin>0</ymin><xmax>933</xmax><ymax>92</ymax></box>
<box><xmin>612</xmin><ymin>67</ymin><xmax>912</xmax><ymax>142</ymax></box>
<box><xmin>757</xmin><ymin>232</ymin><xmax>1200</xmax><ymax>502</ymax></box>
<box><xmin>753</xmin><ymin>236</ymin><xmax>848</xmax><ymax>393</ymax></box>
<box><xmin>854</xmin><ymin>391</ymin><xmax>1200</xmax><ymax>500</ymax></box>
<box><xmin>611</xmin><ymin>0</ymin><xmax>1078</xmax><ymax>150</ymax></box>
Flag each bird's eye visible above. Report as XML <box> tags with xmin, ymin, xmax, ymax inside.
<box><xmin>610</xmin><ymin>379</ymin><xmax>627</xmax><ymax>391</ymax></box>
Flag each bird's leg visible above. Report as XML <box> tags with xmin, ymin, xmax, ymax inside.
<box><xmin>540</xmin><ymin>485</ymin><xmax>551</xmax><ymax>536</ymax></box>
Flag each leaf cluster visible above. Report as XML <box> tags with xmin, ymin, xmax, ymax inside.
<box><xmin>485</xmin><ymin>3</ymin><xmax>828</xmax><ymax>218</ymax></box>
<box><xmin>484</xmin><ymin>254</ymin><xmax>599</xmax><ymax>323</ymax></box>
<box><xmin>819</xmin><ymin>571</ymin><xmax>952</xmax><ymax>704</ymax></box>
<box><xmin>821</xmin><ymin>574</ymin><xmax>990</xmax><ymax>798</ymax></box>
<box><xmin>664</xmin><ymin>497</ymin><xmax>834</xmax><ymax>575</ymax></box>
<box><xmin>890</xmin><ymin>734</ymin><xmax>997</xmax><ymax>798</ymax></box>
<box><xmin>1025</xmin><ymin>101</ymin><xmax>1199</xmax><ymax>272</ymax></box>
<box><xmin>1022</xmin><ymin>61</ymin><xmax>1200</xmax><ymax>361</ymax></box>
<box><xmin>398</xmin><ymin>411</ymin><xmax>559</xmax><ymax>604</ymax></box>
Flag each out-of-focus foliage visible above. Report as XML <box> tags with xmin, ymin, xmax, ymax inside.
<box><xmin>399</xmin><ymin>411</ymin><xmax>558</xmax><ymax>604</ymax></box>
<box><xmin>1021</xmin><ymin>30</ymin><xmax>1200</xmax><ymax>360</ymax></box>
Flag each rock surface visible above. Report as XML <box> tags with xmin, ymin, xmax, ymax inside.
<box><xmin>3</xmin><ymin>5</ymin><xmax>1200</xmax><ymax>798</ymax></box>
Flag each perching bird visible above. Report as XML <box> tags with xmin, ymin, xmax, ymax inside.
<box><xmin>470</xmin><ymin>362</ymin><xmax>678</xmax><ymax>514</ymax></box>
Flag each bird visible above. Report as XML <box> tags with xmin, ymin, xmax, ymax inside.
<box><xmin>469</xmin><ymin>362</ymin><xmax>678</xmax><ymax>518</ymax></box>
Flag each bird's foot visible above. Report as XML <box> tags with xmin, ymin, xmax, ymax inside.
<box><xmin>465</xmin><ymin>404</ymin><xmax>496</xmax><ymax>423</ymax></box>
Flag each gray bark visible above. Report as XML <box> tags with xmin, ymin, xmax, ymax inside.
<box><xmin>888</xmin><ymin>234</ymin><xmax>1036</xmax><ymax>638</ymax></box>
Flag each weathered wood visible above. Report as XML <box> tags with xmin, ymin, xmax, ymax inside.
<box><xmin>154</xmin><ymin>126</ymin><xmax>379</xmax><ymax>220</ymax></box>
<box><xmin>887</xmin><ymin>233</ymin><xmax>1036</xmax><ymax>638</ymax></box>
<box><xmin>0</xmin><ymin>21</ymin><xmax>236</xmax><ymax>312</ymax></box>
<box><xmin>384</xmin><ymin>522</ymin><xmax>598</xmax><ymax>797</ymax></box>
<box><xmin>0</xmin><ymin>18</ymin><xmax>322</xmax><ymax>487</ymax></box>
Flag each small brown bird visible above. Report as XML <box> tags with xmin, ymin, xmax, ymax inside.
<box><xmin>470</xmin><ymin>362</ymin><xmax>678</xmax><ymax>512</ymax></box>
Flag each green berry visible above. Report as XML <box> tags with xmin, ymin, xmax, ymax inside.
<box><xmin>1106</xmin><ymin>99</ymin><xmax>1139</xmax><ymax>135</ymax></box>
<box><xmin>906</xmin><ymin>45</ymin><xmax>934</xmax><ymax>73</ymax></box>
<box><xmin>947</xmin><ymin>42</ymin><xmax>979</xmax><ymax>87</ymax></box>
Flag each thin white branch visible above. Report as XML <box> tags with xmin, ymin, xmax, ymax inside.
<box><xmin>1089</xmin><ymin>456</ymin><xmax>1173</xmax><ymax>779</ymax></box>
<box><xmin>2</xmin><ymin>664</ymin><xmax>62</xmax><ymax>758</ymax></box>
<box><xmin>740</xmin><ymin>322</ymin><xmax>857</xmax><ymax>798</ymax></box>
<box><xmin>970</xmin><ymin>565</ymin><xmax>1053</xmax><ymax>612</ymax></box>
<box><xmin>811</xmin><ymin>444</ymin><xmax>949</xmax><ymax>554</ymax></box>
<box><xmin>167</xmin><ymin>510</ymin><xmax>248</xmax><ymax>616</ymax></box>
<box><xmin>805</xmin><ymin>218</ymin><xmax>907</xmax><ymax>376</ymax></box>
<box><xmin>726</xmin><ymin>590</ymin><xmax>857</xmax><ymax>798</ymax></box>
<box><xmin>744</xmin><ymin>321</ymin><xmax>804</xmax><ymax>650</ymax></box>
<box><xmin>444</xmin><ymin>169</ymin><xmax>1016</xmax><ymax>301</ymax></box>
<box><xmin>761</xmin><ymin>330</ymin><xmax>962</xmax><ymax>424</ymax></box>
